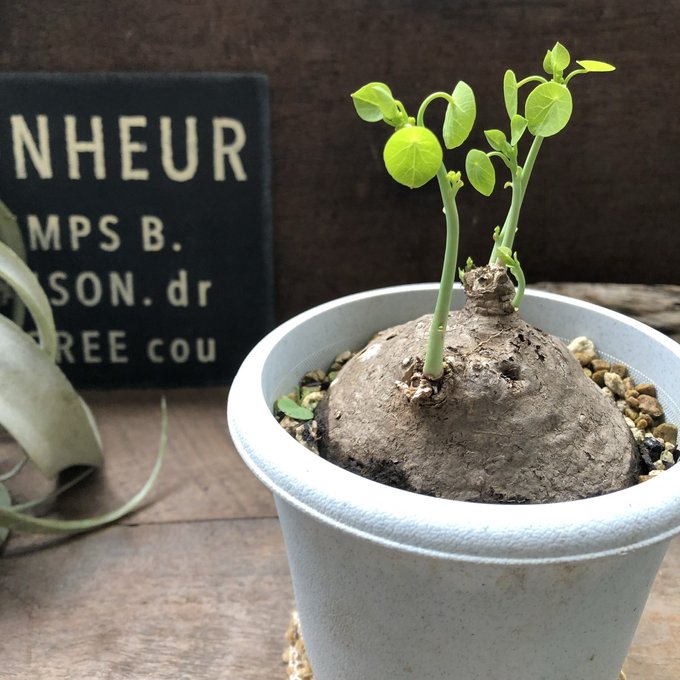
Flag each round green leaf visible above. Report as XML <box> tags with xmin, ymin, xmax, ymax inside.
<box><xmin>442</xmin><ymin>80</ymin><xmax>476</xmax><ymax>149</ymax></box>
<box><xmin>351</xmin><ymin>82</ymin><xmax>399</xmax><ymax>123</ymax></box>
<box><xmin>503</xmin><ymin>69</ymin><xmax>518</xmax><ymax>119</ymax></box>
<box><xmin>465</xmin><ymin>149</ymin><xmax>496</xmax><ymax>196</ymax></box>
<box><xmin>277</xmin><ymin>397</ymin><xmax>314</xmax><ymax>421</ymax></box>
<box><xmin>576</xmin><ymin>60</ymin><xmax>616</xmax><ymax>72</ymax></box>
<box><xmin>383</xmin><ymin>126</ymin><xmax>443</xmax><ymax>189</ymax></box>
<box><xmin>525</xmin><ymin>82</ymin><xmax>573</xmax><ymax>137</ymax></box>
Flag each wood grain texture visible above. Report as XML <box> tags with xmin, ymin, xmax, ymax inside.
<box><xmin>0</xmin><ymin>1</ymin><xmax>678</xmax><ymax>321</ymax></box>
<box><xmin>535</xmin><ymin>282</ymin><xmax>680</xmax><ymax>342</ymax></box>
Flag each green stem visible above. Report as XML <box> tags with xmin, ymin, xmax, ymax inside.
<box><xmin>564</xmin><ymin>69</ymin><xmax>588</xmax><ymax>85</ymax></box>
<box><xmin>517</xmin><ymin>75</ymin><xmax>548</xmax><ymax>88</ymax></box>
<box><xmin>416</xmin><ymin>92</ymin><xmax>455</xmax><ymax>128</ymax></box>
<box><xmin>489</xmin><ymin>134</ymin><xmax>544</xmax><ymax>262</ymax></box>
<box><xmin>423</xmin><ymin>165</ymin><xmax>459</xmax><ymax>379</ymax></box>
<box><xmin>520</xmin><ymin>134</ymin><xmax>544</xmax><ymax>195</ymax></box>
<box><xmin>511</xmin><ymin>262</ymin><xmax>526</xmax><ymax>308</ymax></box>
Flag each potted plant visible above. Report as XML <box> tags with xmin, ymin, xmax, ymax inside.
<box><xmin>0</xmin><ymin>199</ymin><xmax>165</xmax><ymax>543</ymax></box>
<box><xmin>227</xmin><ymin>43</ymin><xmax>680</xmax><ymax>680</ymax></box>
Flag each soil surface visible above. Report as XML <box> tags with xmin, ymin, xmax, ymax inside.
<box><xmin>316</xmin><ymin>266</ymin><xmax>640</xmax><ymax>503</ymax></box>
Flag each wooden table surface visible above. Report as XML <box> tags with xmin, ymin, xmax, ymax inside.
<box><xmin>1</xmin><ymin>284</ymin><xmax>680</xmax><ymax>679</ymax></box>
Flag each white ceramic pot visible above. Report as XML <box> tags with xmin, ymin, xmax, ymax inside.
<box><xmin>227</xmin><ymin>284</ymin><xmax>680</xmax><ymax>680</ymax></box>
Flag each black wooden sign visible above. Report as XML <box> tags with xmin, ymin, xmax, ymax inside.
<box><xmin>0</xmin><ymin>72</ymin><xmax>273</xmax><ymax>387</ymax></box>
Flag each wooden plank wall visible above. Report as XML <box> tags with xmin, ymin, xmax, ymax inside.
<box><xmin>0</xmin><ymin>1</ymin><xmax>678</xmax><ymax>320</ymax></box>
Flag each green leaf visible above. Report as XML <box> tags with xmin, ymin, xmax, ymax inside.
<box><xmin>525</xmin><ymin>82</ymin><xmax>573</xmax><ymax>137</ymax></box>
<box><xmin>383</xmin><ymin>126</ymin><xmax>443</xmax><ymax>189</ymax></box>
<box><xmin>351</xmin><ymin>82</ymin><xmax>399</xmax><ymax>123</ymax></box>
<box><xmin>465</xmin><ymin>149</ymin><xmax>496</xmax><ymax>196</ymax></box>
<box><xmin>551</xmin><ymin>42</ymin><xmax>570</xmax><ymax>71</ymax></box>
<box><xmin>484</xmin><ymin>129</ymin><xmax>507</xmax><ymax>152</ymax></box>
<box><xmin>442</xmin><ymin>80</ymin><xmax>476</xmax><ymax>149</ymax></box>
<box><xmin>496</xmin><ymin>246</ymin><xmax>515</xmax><ymax>265</ymax></box>
<box><xmin>543</xmin><ymin>49</ymin><xmax>554</xmax><ymax>75</ymax></box>
<box><xmin>503</xmin><ymin>69</ymin><xmax>518</xmax><ymax>119</ymax></box>
<box><xmin>0</xmin><ymin>240</ymin><xmax>57</xmax><ymax>360</ymax></box>
<box><xmin>510</xmin><ymin>114</ymin><xmax>528</xmax><ymax>146</ymax></box>
<box><xmin>0</xmin><ymin>482</ymin><xmax>10</xmax><ymax>547</ymax></box>
<box><xmin>277</xmin><ymin>397</ymin><xmax>314</xmax><ymax>421</ymax></box>
<box><xmin>576</xmin><ymin>59</ymin><xmax>616</xmax><ymax>72</ymax></box>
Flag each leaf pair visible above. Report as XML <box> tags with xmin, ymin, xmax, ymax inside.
<box><xmin>351</xmin><ymin>82</ymin><xmax>405</xmax><ymax>127</ymax></box>
<box><xmin>352</xmin><ymin>81</ymin><xmax>476</xmax><ymax>189</ymax></box>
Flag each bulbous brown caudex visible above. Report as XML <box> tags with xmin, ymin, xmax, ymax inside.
<box><xmin>317</xmin><ymin>266</ymin><xmax>639</xmax><ymax>503</ymax></box>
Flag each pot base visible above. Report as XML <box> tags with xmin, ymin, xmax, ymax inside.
<box><xmin>282</xmin><ymin>611</ymin><xmax>628</xmax><ymax>680</ymax></box>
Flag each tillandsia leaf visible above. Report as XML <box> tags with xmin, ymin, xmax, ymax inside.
<box><xmin>551</xmin><ymin>42</ymin><xmax>571</xmax><ymax>72</ymax></box>
<box><xmin>525</xmin><ymin>81</ymin><xmax>573</xmax><ymax>137</ymax></box>
<box><xmin>0</xmin><ymin>313</ymin><xmax>103</xmax><ymax>479</ymax></box>
<box><xmin>484</xmin><ymin>129</ymin><xmax>507</xmax><ymax>153</ymax></box>
<box><xmin>442</xmin><ymin>80</ymin><xmax>476</xmax><ymax>149</ymax></box>
<box><xmin>0</xmin><ymin>240</ymin><xmax>57</xmax><ymax>359</ymax></box>
<box><xmin>465</xmin><ymin>149</ymin><xmax>496</xmax><ymax>196</ymax></box>
<box><xmin>383</xmin><ymin>126</ymin><xmax>443</xmax><ymax>189</ymax></box>
<box><xmin>576</xmin><ymin>60</ymin><xmax>616</xmax><ymax>72</ymax></box>
<box><xmin>0</xmin><ymin>199</ymin><xmax>27</xmax><ymax>328</ymax></box>
<box><xmin>276</xmin><ymin>397</ymin><xmax>314</xmax><ymax>421</ymax></box>
<box><xmin>0</xmin><ymin>482</ymin><xmax>10</xmax><ymax>547</ymax></box>
<box><xmin>0</xmin><ymin>400</ymin><xmax>167</xmax><ymax>535</ymax></box>
<box><xmin>351</xmin><ymin>82</ymin><xmax>400</xmax><ymax>124</ymax></box>
<box><xmin>510</xmin><ymin>114</ymin><xmax>528</xmax><ymax>146</ymax></box>
<box><xmin>0</xmin><ymin>455</ymin><xmax>27</xmax><ymax>482</ymax></box>
<box><xmin>503</xmin><ymin>70</ymin><xmax>518</xmax><ymax>119</ymax></box>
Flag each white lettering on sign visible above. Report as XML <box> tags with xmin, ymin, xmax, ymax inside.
<box><xmin>11</xmin><ymin>114</ymin><xmax>52</xmax><ymax>179</ymax></box>
<box><xmin>64</xmin><ymin>115</ymin><xmax>106</xmax><ymax>180</ymax></box>
<box><xmin>52</xmin><ymin>329</ymin><xmax>130</xmax><ymax>365</ymax></box>
<box><xmin>119</xmin><ymin>115</ymin><xmax>149</xmax><ymax>181</ymax></box>
<box><xmin>147</xmin><ymin>336</ymin><xmax>216</xmax><ymax>364</ymax></box>
<box><xmin>42</xmin><ymin>270</ymin><xmax>135</xmax><ymax>307</ymax></box>
<box><xmin>161</xmin><ymin>116</ymin><xmax>198</xmax><ymax>182</ymax></box>
<box><xmin>7</xmin><ymin>114</ymin><xmax>248</xmax><ymax>181</ymax></box>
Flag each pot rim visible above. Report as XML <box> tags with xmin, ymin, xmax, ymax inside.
<box><xmin>228</xmin><ymin>283</ymin><xmax>680</xmax><ymax>565</ymax></box>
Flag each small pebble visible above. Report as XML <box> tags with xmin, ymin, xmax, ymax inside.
<box><xmin>625</xmin><ymin>395</ymin><xmax>640</xmax><ymax>409</ymax></box>
<box><xmin>623</xmin><ymin>406</ymin><xmax>639</xmax><ymax>421</ymax></box>
<box><xmin>568</xmin><ymin>336</ymin><xmax>596</xmax><ymax>355</ymax></box>
<box><xmin>573</xmin><ymin>349</ymin><xmax>597</xmax><ymax>366</ymax></box>
<box><xmin>622</xmin><ymin>377</ymin><xmax>637</xmax><ymax>392</ymax></box>
<box><xmin>591</xmin><ymin>369</ymin><xmax>607</xmax><ymax>387</ymax></box>
<box><xmin>604</xmin><ymin>372</ymin><xmax>626</xmax><ymax>396</ymax></box>
<box><xmin>583</xmin><ymin>368</ymin><xmax>592</xmax><ymax>378</ymax></box>
<box><xmin>636</xmin><ymin>383</ymin><xmax>657</xmax><ymax>398</ymax></box>
<box><xmin>636</xmin><ymin>415</ymin><xmax>652</xmax><ymax>430</ymax></box>
<box><xmin>591</xmin><ymin>359</ymin><xmax>610</xmax><ymax>372</ymax></box>
<box><xmin>638</xmin><ymin>394</ymin><xmax>664</xmax><ymax>419</ymax></box>
<box><xmin>609</xmin><ymin>363</ymin><xmax>629</xmax><ymax>378</ymax></box>
<box><xmin>653</xmin><ymin>422</ymin><xmax>678</xmax><ymax>446</ymax></box>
